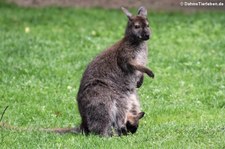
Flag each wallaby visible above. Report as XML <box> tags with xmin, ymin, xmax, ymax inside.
<box><xmin>77</xmin><ymin>6</ymin><xmax>154</xmax><ymax>137</ymax></box>
<box><xmin>1</xmin><ymin>7</ymin><xmax>153</xmax><ymax>137</ymax></box>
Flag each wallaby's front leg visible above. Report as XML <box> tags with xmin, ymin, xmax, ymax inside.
<box><xmin>137</xmin><ymin>74</ymin><xmax>144</xmax><ymax>88</ymax></box>
<box><xmin>129</xmin><ymin>61</ymin><xmax>154</xmax><ymax>78</ymax></box>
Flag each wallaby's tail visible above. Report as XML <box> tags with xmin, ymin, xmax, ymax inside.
<box><xmin>0</xmin><ymin>122</ymin><xmax>22</xmax><ymax>131</ymax></box>
<box><xmin>0</xmin><ymin>106</ymin><xmax>80</xmax><ymax>134</ymax></box>
<box><xmin>42</xmin><ymin>127</ymin><xmax>81</xmax><ymax>134</ymax></box>
<box><xmin>0</xmin><ymin>122</ymin><xmax>81</xmax><ymax>134</ymax></box>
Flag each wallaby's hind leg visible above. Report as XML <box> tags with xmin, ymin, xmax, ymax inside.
<box><xmin>85</xmin><ymin>103</ymin><xmax>112</xmax><ymax>137</ymax></box>
<box><xmin>88</xmin><ymin>120</ymin><xmax>112</xmax><ymax>137</ymax></box>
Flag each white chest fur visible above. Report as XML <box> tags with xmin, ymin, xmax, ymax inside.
<box><xmin>135</xmin><ymin>42</ymin><xmax>148</xmax><ymax>66</ymax></box>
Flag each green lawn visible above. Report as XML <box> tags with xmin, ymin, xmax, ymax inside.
<box><xmin>0</xmin><ymin>2</ymin><xmax>225</xmax><ymax>148</ymax></box>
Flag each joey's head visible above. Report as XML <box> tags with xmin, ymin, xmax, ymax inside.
<box><xmin>122</xmin><ymin>7</ymin><xmax>150</xmax><ymax>42</ymax></box>
<box><xmin>126</xmin><ymin>112</ymin><xmax>145</xmax><ymax>134</ymax></box>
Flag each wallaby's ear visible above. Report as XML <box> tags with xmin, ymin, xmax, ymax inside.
<box><xmin>138</xmin><ymin>112</ymin><xmax>145</xmax><ymax>119</ymax></box>
<box><xmin>121</xmin><ymin>7</ymin><xmax>132</xmax><ymax>20</ymax></box>
<box><xmin>138</xmin><ymin>6</ymin><xmax>147</xmax><ymax>17</ymax></box>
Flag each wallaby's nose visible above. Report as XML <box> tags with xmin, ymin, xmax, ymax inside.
<box><xmin>143</xmin><ymin>34</ymin><xmax>150</xmax><ymax>40</ymax></box>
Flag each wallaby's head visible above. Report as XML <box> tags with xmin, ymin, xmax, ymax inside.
<box><xmin>122</xmin><ymin>7</ymin><xmax>150</xmax><ymax>41</ymax></box>
<box><xmin>126</xmin><ymin>111</ymin><xmax>145</xmax><ymax>134</ymax></box>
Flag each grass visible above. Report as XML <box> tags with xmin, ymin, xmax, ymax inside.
<box><xmin>0</xmin><ymin>2</ymin><xmax>225</xmax><ymax>148</ymax></box>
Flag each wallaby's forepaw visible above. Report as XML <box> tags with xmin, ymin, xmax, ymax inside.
<box><xmin>136</xmin><ymin>75</ymin><xmax>144</xmax><ymax>88</ymax></box>
<box><xmin>146</xmin><ymin>70</ymin><xmax>154</xmax><ymax>78</ymax></box>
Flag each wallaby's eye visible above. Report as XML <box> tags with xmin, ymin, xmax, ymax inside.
<box><xmin>147</xmin><ymin>24</ymin><xmax>149</xmax><ymax>27</ymax></box>
<box><xmin>134</xmin><ymin>25</ymin><xmax>140</xmax><ymax>29</ymax></box>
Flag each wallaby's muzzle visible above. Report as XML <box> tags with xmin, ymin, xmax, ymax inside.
<box><xmin>142</xmin><ymin>34</ymin><xmax>150</xmax><ymax>40</ymax></box>
<box><xmin>141</xmin><ymin>28</ymin><xmax>150</xmax><ymax>40</ymax></box>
